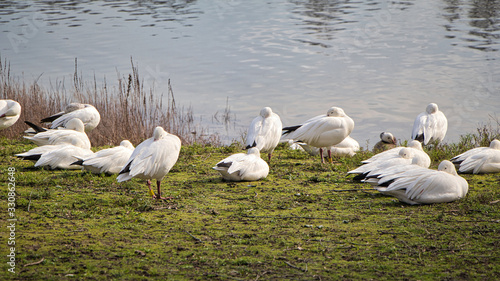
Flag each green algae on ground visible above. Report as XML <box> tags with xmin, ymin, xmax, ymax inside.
<box><xmin>1</xmin><ymin>138</ymin><xmax>499</xmax><ymax>280</ymax></box>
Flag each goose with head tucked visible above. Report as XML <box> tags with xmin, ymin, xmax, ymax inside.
<box><xmin>72</xmin><ymin>140</ymin><xmax>135</xmax><ymax>174</ymax></box>
<box><xmin>375</xmin><ymin>160</ymin><xmax>468</xmax><ymax>205</ymax></box>
<box><xmin>213</xmin><ymin>147</ymin><xmax>269</xmax><ymax>181</ymax></box>
<box><xmin>361</xmin><ymin>140</ymin><xmax>430</xmax><ymax>168</ymax></box>
<box><xmin>411</xmin><ymin>103</ymin><xmax>448</xmax><ymax>145</ymax></box>
<box><xmin>16</xmin><ymin>144</ymin><xmax>94</xmax><ymax>170</ymax></box>
<box><xmin>450</xmin><ymin>139</ymin><xmax>500</xmax><ymax>174</ymax></box>
<box><xmin>245</xmin><ymin>107</ymin><xmax>282</xmax><ymax>162</ymax></box>
<box><xmin>0</xmin><ymin>100</ymin><xmax>21</xmax><ymax>130</ymax></box>
<box><xmin>282</xmin><ymin>106</ymin><xmax>354</xmax><ymax>163</ymax></box>
<box><xmin>24</xmin><ymin>118</ymin><xmax>91</xmax><ymax>149</ymax></box>
<box><xmin>41</xmin><ymin>103</ymin><xmax>101</xmax><ymax>132</ymax></box>
<box><xmin>117</xmin><ymin>127</ymin><xmax>181</xmax><ymax>200</ymax></box>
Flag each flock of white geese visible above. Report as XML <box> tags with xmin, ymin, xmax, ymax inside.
<box><xmin>1</xmin><ymin>99</ymin><xmax>499</xmax><ymax>204</ymax></box>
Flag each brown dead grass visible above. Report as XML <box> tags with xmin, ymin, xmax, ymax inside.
<box><xmin>0</xmin><ymin>57</ymin><xmax>221</xmax><ymax>147</ymax></box>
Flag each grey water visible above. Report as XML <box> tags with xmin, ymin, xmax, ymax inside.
<box><xmin>1</xmin><ymin>0</ymin><xmax>499</xmax><ymax>147</ymax></box>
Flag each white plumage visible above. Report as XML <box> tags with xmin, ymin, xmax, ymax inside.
<box><xmin>213</xmin><ymin>147</ymin><xmax>269</xmax><ymax>181</ymax></box>
<box><xmin>282</xmin><ymin>107</ymin><xmax>354</xmax><ymax>163</ymax></box>
<box><xmin>42</xmin><ymin>103</ymin><xmax>101</xmax><ymax>132</ymax></box>
<box><xmin>73</xmin><ymin>140</ymin><xmax>135</xmax><ymax>174</ymax></box>
<box><xmin>0</xmin><ymin>99</ymin><xmax>21</xmax><ymax>130</ymax></box>
<box><xmin>411</xmin><ymin>103</ymin><xmax>448</xmax><ymax>145</ymax></box>
<box><xmin>349</xmin><ymin>147</ymin><xmax>429</xmax><ymax>181</ymax></box>
<box><xmin>245</xmin><ymin>107</ymin><xmax>282</xmax><ymax>161</ymax></box>
<box><xmin>361</xmin><ymin>140</ymin><xmax>430</xmax><ymax>167</ymax></box>
<box><xmin>24</xmin><ymin>118</ymin><xmax>91</xmax><ymax>149</ymax></box>
<box><xmin>450</xmin><ymin>139</ymin><xmax>500</xmax><ymax>174</ymax></box>
<box><xmin>117</xmin><ymin>127</ymin><xmax>181</xmax><ymax>200</ymax></box>
<box><xmin>298</xmin><ymin>136</ymin><xmax>360</xmax><ymax>157</ymax></box>
<box><xmin>375</xmin><ymin>160</ymin><xmax>469</xmax><ymax>205</ymax></box>
<box><xmin>16</xmin><ymin>144</ymin><xmax>94</xmax><ymax>170</ymax></box>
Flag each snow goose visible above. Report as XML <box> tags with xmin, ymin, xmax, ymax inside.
<box><xmin>41</xmin><ymin>103</ymin><xmax>100</xmax><ymax>132</ymax></box>
<box><xmin>0</xmin><ymin>100</ymin><xmax>21</xmax><ymax>130</ymax></box>
<box><xmin>117</xmin><ymin>127</ymin><xmax>181</xmax><ymax>200</ymax></box>
<box><xmin>71</xmin><ymin>140</ymin><xmax>135</xmax><ymax>174</ymax></box>
<box><xmin>411</xmin><ymin>103</ymin><xmax>448</xmax><ymax>145</ymax></box>
<box><xmin>16</xmin><ymin>144</ymin><xmax>94</xmax><ymax>170</ymax></box>
<box><xmin>349</xmin><ymin>147</ymin><xmax>420</xmax><ymax>181</ymax></box>
<box><xmin>375</xmin><ymin>160</ymin><xmax>468</xmax><ymax>205</ymax></box>
<box><xmin>282</xmin><ymin>107</ymin><xmax>354</xmax><ymax>163</ymax></box>
<box><xmin>450</xmin><ymin>139</ymin><xmax>500</xmax><ymax>174</ymax></box>
<box><xmin>24</xmin><ymin>118</ymin><xmax>91</xmax><ymax>149</ymax></box>
<box><xmin>373</xmin><ymin>132</ymin><xmax>397</xmax><ymax>152</ymax></box>
<box><xmin>298</xmin><ymin>136</ymin><xmax>360</xmax><ymax>157</ymax></box>
<box><xmin>213</xmin><ymin>147</ymin><xmax>269</xmax><ymax>181</ymax></box>
<box><xmin>245</xmin><ymin>107</ymin><xmax>282</xmax><ymax>162</ymax></box>
<box><xmin>361</xmin><ymin>140</ymin><xmax>430</xmax><ymax>168</ymax></box>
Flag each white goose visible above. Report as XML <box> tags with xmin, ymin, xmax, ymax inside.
<box><xmin>450</xmin><ymin>139</ymin><xmax>500</xmax><ymax>174</ymax></box>
<box><xmin>298</xmin><ymin>136</ymin><xmax>360</xmax><ymax>157</ymax></box>
<box><xmin>373</xmin><ymin>132</ymin><xmax>397</xmax><ymax>152</ymax></box>
<box><xmin>348</xmin><ymin>147</ymin><xmax>429</xmax><ymax>181</ymax></box>
<box><xmin>282</xmin><ymin>107</ymin><xmax>354</xmax><ymax>163</ymax></box>
<box><xmin>245</xmin><ymin>107</ymin><xmax>282</xmax><ymax>162</ymax></box>
<box><xmin>213</xmin><ymin>147</ymin><xmax>269</xmax><ymax>181</ymax></box>
<box><xmin>72</xmin><ymin>140</ymin><xmax>135</xmax><ymax>174</ymax></box>
<box><xmin>375</xmin><ymin>160</ymin><xmax>469</xmax><ymax>205</ymax></box>
<box><xmin>24</xmin><ymin>118</ymin><xmax>91</xmax><ymax>149</ymax></box>
<box><xmin>16</xmin><ymin>144</ymin><xmax>94</xmax><ymax>170</ymax></box>
<box><xmin>117</xmin><ymin>127</ymin><xmax>181</xmax><ymax>200</ymax></box>
<box><xmin>361</xmin><ymin>140</ymin><xmax>430</xmax><ymax>168</ymax></box>
<box><xmin>41</xmin><ymin>103</ymin><xmax>101</xmax><ymax>132</ymax></box>
<box><xmin>411</xmin><ymin>103</ymin><xmax>448</xmax><ymax>145</ymax></box>
<box><xmin>0</xmin><ymin>99</ymin><xmax>21</xmax><ymax>130</ymax></box>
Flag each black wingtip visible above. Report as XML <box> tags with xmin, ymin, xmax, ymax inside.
<box><xmin>71</xmin><ymin>160</ymin><xmax>84</xmax><ymax>166</ymax></box>
<box><xmin>377</xmin><ymin>179</ymin><xmax>395</xmax><ymax>187</ymax></box>
<box><xmin>17</xmin><ymin>154</ymin><xmax>42</xmax><ymax>161</ymax></box>
<box><xmin>41</xmin><ymin>113</ymin><xmax>63</xmax><ymax>123</ymax></box>
<box><xmin>24</xmin><ymin>121</ymin><xmax>47</xmax><ymax>133</ymax></box>
<box><xmin>282</xmin><ymin>125</ymin><xmax>301</xmax><ymax>135</ymax></box>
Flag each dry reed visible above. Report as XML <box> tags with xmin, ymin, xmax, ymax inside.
<box><xmin>0</xmin><ymin>58</ymin><xmax>222</xmax><ymax>147</ymax></box>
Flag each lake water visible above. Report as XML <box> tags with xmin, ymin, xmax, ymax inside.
<box><xmin>1</xmin><ymin>0</ymin><xmax>499</xmax><ymax>147</ymax></box>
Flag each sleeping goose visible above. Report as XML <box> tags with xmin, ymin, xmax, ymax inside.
<box><xmin>245</xmin><ymin>107</ymin><xmax>282</xmax><ymax>162</ymax></box>
<box><xmin>375</xmin><ymin>160</ymin><xmax>468</xmax><ymax>205</ymax></box>
<box><xmin>0</xmin><ymin>99</ymin><xmax>21</xmax><ymax>130</ymax></box>
<box><xmin>213</xmin><ymin>147</ymin><xmax>269</xmax><ymax>181</ymax></box>
<box><xmin>450</xmin><ymin>139</ymin><xmax>500</xmax><ymax>174</ymax></box>
<box><xmin>41</xmin><ymin>103</ymin><xmax>100</xmax><ymax>132</ymax></box>
<box><xmin>411</xmin><ymin>103</ymin><xmax>448</xmax><ymax>145</ymax></box>
<box><xmin>117</xmin><ymin>127</ymin><xmax>181</xmax><ymax>200</ymax></box>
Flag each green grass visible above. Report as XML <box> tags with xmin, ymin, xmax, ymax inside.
<box><xmin>1</xmin><ymin>138</ymin><xmax>499</xmax><ymax>280</ymax></box>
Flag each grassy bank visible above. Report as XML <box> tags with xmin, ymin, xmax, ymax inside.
<box><xmin>1</xmin><ymin>137</ymin><xmax>499</xmax><ymax>280</ymax></box>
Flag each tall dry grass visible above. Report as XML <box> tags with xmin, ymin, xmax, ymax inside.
<box><xmin>0</xmin><ymin>58</ymin><xmax>222</xmax><ymax>147</ymax></box>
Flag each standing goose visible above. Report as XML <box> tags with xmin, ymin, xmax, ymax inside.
<box><xmin>245</xmin><ymin>107</ymin><xmax>282</xmax><ymax>162</ymax></box>
<box><xmin>411</xmin><ymin>103</ymin><xmax>448</xmax><ymax>145</ymax></box>
<box><xmin>0</xmin><ymin>100</ymin><xmax>21</xmax><ymax>130</ymax></box>
<box><xmin>41</xmin><ymin>103</ymin><xmax>101</xmax><ymax>132</ymax></box>
<box><xmin>373</xmin><ymin>132</ymin><xmax>397</xmax><ymax>152</ymax></box>
<box><xmin>450</xmin><ymin>139</ymin><xmax>500</xmax><ymax>174</ymax></box>
<box><xmin>24</xmin><ymin>118</ymin><xmax>91</xmax><ymax>149</ymax></box>
<box><xmin>282</xmin><ymin>106</ymin><xmax>354</xmax><ymax>163</ymax></box>
<box><xmin>117</xmin><ymin>127</ymin><xmax>181</xmax><ymax>200</ymax></box>
<box><xmin>375</xmin><ymin>160</ymin><xmax>468</xmax><ymax>205</ymax></box>
<box><xmin>213</xmin><ymin>147</ymin><xmax>269</xmax><ymax>181</ymax></box>
<box><xmin>72</xmin><ymin>140</ymin><xmax>135</xmax><ymax>174</ymax></box>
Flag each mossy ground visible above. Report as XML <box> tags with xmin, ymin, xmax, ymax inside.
<box><xmin>1</xmin><ymin>138</ymin><xmax>499</xmax><ymax>280</ymax></box>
